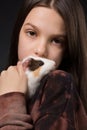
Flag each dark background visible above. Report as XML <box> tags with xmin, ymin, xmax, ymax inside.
<box><xmin>0</xmin><ymin>0</ymin><xmax>87</xmax><ymax>72</ymax></box>
<box><xmin>0</xmin><ymin>0</ymin><xmax>23</xmax><ymax>72</ymax></box>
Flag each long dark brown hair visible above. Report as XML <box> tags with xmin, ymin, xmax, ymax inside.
<box><xmin>7</xmin><ymin>0</ymin><xmax>87</xmax><ymax>111</ymax></box>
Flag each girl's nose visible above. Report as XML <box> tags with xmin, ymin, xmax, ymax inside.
<box><xmin>34</xmin><ymin>41</ymin><xmax>48</xmax><ymax>57</ymax></box>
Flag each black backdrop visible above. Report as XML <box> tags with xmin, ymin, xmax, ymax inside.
<box><xmin>0</xmin><ymin>0</ymin><xmax>23</xmax><ymax>72</ymax></box>
<box><xmin>0</xmin><ymin>0</ymin><xmax>87</xmax><ymax>72</ymax></box>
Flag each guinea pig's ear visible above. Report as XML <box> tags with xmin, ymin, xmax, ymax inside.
<box><xmin>22</xmin><ymin>59</ymin><xmax>30</xmax><ymax>71</ymax></box>
<box><xmin>29</xmin><ymin>58</ymin><xmax>44</xmax><ymax>71</ymax></box>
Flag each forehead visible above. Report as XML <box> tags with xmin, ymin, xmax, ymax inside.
<box><xmin>23</xmin><ymin>6</ymin><xmax>66</xmax><ymax>35</ymax></box>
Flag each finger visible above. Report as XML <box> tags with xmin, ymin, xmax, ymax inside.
<box><xmin>0</xmin><ymin>70</ymin><xmax>7</xmax><ymax>77</ymax></box>
<box><xmin>7</xmin><ymin>66</ymin><xmax>16</xmax><ymax>72</ymax></box>
<box><xmin>6</xmin><ymin>66</ymin><xmax>19</xmax><ymax>78</ymax></box>
<box><xmin>17</xmin><ymin>61</ymin><xmax>26</xmax><ymax>76</ymax></box>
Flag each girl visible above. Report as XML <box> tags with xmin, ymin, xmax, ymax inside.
<box><xmin>0</xmin><ymin>0</ymin><xmax>87</xmax><ymax>129</ymax></box>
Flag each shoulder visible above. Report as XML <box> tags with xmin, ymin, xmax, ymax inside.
<box><xmin>32</xmin><ymin>70</ymin><xmax>75</xmax><ymax>104</ymax></box>
<box><xmin>37</xmin><ymin>70</ymin><xmax>75</xmax><ymax>103</ymax></box>
<box><xmin>44</xmin><ymin>70</ymin><xmax>74</xmax><ymax>90</ymax></box>
<box><xmin>48</xmin><ymin>69</ymin><xmax>73</xmax><ymax>80</ymax></box>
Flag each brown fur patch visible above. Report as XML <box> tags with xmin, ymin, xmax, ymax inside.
<box><xmin>33</xmin><ymin>67</ymin><xmax>41</xmax><ymax>77</ymax></box>
<box><xmin>28</xmin><ymin>58</ymin><xmax>44</xmax><ymax>71</ymax></box>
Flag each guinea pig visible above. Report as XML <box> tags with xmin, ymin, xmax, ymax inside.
<box><xmin>22</xmin><ymin>56</ymin><xmax>56</xmax><ymax>97</ymax></box>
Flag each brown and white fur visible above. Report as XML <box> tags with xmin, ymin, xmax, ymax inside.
<box><xmin>22</xmin><ymin>56</ymin><xmax>56</xmax><ymax>97</ymax></box>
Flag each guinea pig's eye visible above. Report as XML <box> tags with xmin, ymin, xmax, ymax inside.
<box><xmin>38</xmin><ymin>60</ymin><xmax>44</xmax><ymax>66</ymax></box>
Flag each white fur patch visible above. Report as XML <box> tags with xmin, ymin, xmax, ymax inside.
<box><xmin>22</xmin><ymin>56</ymin><xmax>56</xmax><ymax>97</ymax></box>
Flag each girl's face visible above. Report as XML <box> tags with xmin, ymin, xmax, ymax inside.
<box><xmin>18</xmin><ymin>7</ymin><xmax>66</xmax><ymax>68</ymax></box>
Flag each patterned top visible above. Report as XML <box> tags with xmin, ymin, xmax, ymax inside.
<box><xmin>0</xmin><ymin>70</ymin><xmax>87</xmax><ymax>130</ymax></box>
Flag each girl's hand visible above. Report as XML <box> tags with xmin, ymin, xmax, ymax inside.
<box><xmin>0</xmin><ymin>62</ymin><xmax>28</xmax><ymax>95</ymax></box>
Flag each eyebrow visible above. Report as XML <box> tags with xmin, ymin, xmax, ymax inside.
<box><xmin>24</xmin><ymin>22</ymin><xmax>39</xmax><ymax>31</ymax></box>
<box><xmin>24</xmin><ymin>22</ymin><xmax>66</xmax><ymax>38</ymax></box>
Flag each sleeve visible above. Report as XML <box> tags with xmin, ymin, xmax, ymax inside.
<box><xmin>0</xmin><ymin>92</ymin><xmax>33</xmax><ymax>129</ymax></box>
<box><xmin>33</xmin><ymin>70</ymin><xmax>77</xmax><ymax>130</ymax></box>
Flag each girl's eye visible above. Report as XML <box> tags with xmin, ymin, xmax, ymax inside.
<box><xmin>52</xmin><ymin>38</ymin><xmax>65</xmax><ymax>46</ymax></box>
<box><xmin>27</xmin><ymin>30</ymin><xmax>36</xmax><ymax>37</ymax></box>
